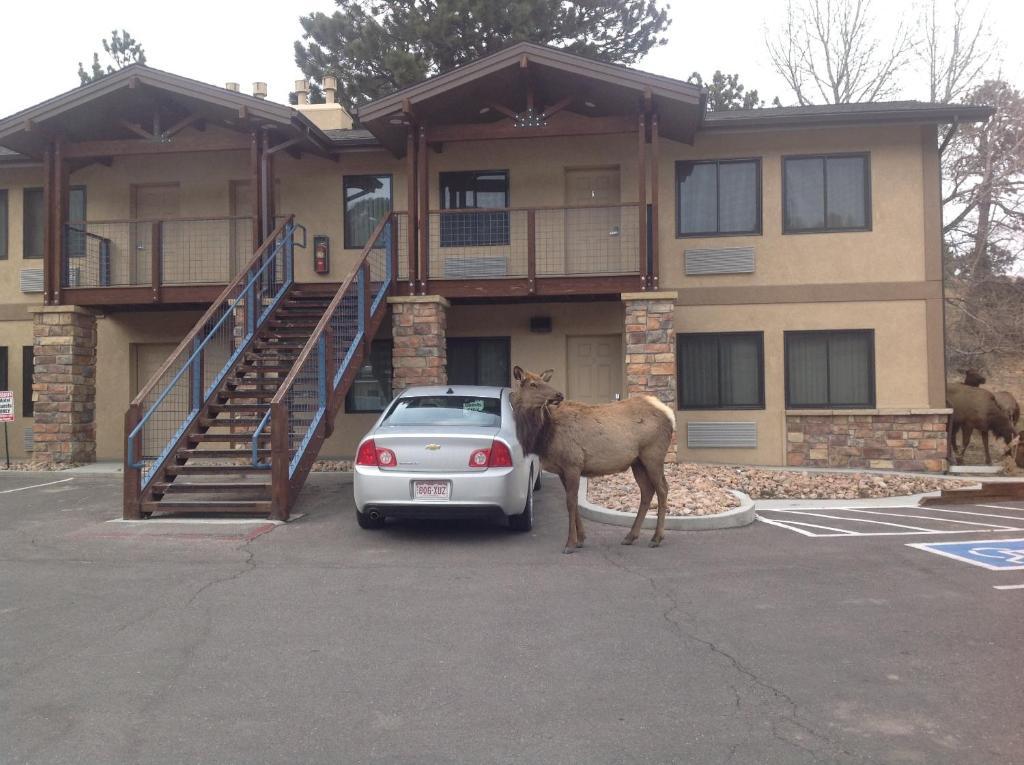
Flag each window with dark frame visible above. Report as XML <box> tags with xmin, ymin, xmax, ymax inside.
<box><xmin>446</xmin><ymin>337</ymin><xmax>511</xmax><ymax>387</ymax></box>
<box><xmin>0</xmin><ymin>190</ymin><xmax>8</xmax><ymax>260</ymax></box>
<box><xmin>22</xmin><ymin>346</ymin><xmax>33</xmax><ymax>417</ymax></box>
<box><xmin>783</xmin><ymin>154</ymin><xmax>870</xmax><ymax>233</ymax></box>
<box><xmin>23</xmin><ymin>186</ymin><xmax>86</xmax><ymax>259</ymax></box>
<box><xmin>344</xmin><ymin>175</ymin><xmax>392</xmax><ymax>249</ymax></box>
<box><xmin>676</xmin><ymin>159</ymin><xmax>761</xmax><ymax>237</ymax></box>
<box><xmin>785</xmin><ymin>330</ymin><xmax>875</xmax><ymax>408</ymax></box>
<box><xmin>677</xmin><ymin>332</ymin><xmax>764</xmax><ymax>410</ymax></box>
<box><xmin>439</xmin><ymin>170</ymin><xmax>510</xmax><ymax>247</ymax></box>
<box><xmin>345</xmin><ymin>339</ymin><xmax>393</xmax><ymax>413</ymax></box>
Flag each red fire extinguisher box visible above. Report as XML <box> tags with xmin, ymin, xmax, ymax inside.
<box><xmin>313</xmin><ymin>235</ymin><xmax>330</xmax><ymax>275</ymax></box>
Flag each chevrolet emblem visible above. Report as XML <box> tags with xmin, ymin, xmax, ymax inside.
<box><xmin>425</xmin><ymin>444</ymin><xmax>442</xmax><ymax>451</ymax></box>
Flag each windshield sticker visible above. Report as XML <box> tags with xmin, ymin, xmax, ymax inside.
<box><xmin>463</xmin><ymin>400</ymin><xmax>485</xmax><ymax>412</ymax></box>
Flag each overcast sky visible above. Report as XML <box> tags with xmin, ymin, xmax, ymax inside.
<box><xmin>1</xmin><ymin>0</ymin><xmax>1021</xmax><ymax>117</ymax></box>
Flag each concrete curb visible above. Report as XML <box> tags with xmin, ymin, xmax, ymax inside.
<box><xmin>578</xmin><ymin>477</ymin><xmax>756</xmax><ymax>531</ymax></box>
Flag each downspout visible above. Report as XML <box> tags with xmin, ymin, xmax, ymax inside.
<box><xmin>936</xmin><ymin>118</ymin><xmax>959</xmax><ymax>406</ymax></box>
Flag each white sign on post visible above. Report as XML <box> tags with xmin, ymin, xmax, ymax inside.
<box><xmin>0</xmin><ymin>391</ymin><xmax>14</xmax><ymax>423</ymax></box>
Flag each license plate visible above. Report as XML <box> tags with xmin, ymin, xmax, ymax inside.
<box><xmin>413</xmin><ymin>480</ymin><xmax>451</xmax><ymax>501</ymax></box>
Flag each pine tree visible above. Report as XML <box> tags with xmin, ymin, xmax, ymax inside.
<box><xmin>78</xmin><ymin>30</ymin><xmax>147</xmax><ymax>85</ymax></box>
<box><xmin>294</xmin><ymin>0</ymin><xmax>670</xmax><ymax>113</ymax></box>
<box><xmin>687</xmin><ymin>71</ymin><xmax>767</xmax><ymax>111</ymax></box>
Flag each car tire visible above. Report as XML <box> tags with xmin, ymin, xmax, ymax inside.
<box><xmin>509</xmin><ymin>472</ymin><xmax>534</xmax><ymax>532</ymax></box>
<box><xmin>356</xmin><ymin>509</ymin><xmax>385</xmax><ymax>529</ymax></box>
<box><xmin>534</xmin><ymin>472</ymin><xmax>542</xmax><ymax>491</ymax></box>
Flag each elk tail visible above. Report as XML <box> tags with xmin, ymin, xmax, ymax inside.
<box><xmin>644</xmin><ymin>395</ymin><xmax>677</xmax><ymax>432</ymax></box>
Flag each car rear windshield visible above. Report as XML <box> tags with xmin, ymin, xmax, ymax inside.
<box><xmin>382</xmin><ymin>395</ymin><xmax>502</xmax><ymax>427</ymax></box>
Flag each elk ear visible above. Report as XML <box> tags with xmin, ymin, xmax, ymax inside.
<box><xmin>513</xmin><ymin>365</ymin><xmax>524</xmax><ymax>382</ymax></box>
<box><xmin>540</xmin><ymin>369</ymin><xmax>554</xmax><ymax>382</ymax></box>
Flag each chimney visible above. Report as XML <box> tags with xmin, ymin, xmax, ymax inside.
<box><xmin>225</xmin><ymin>82</ymin><xmax>240</xmax><ymax>93</ymax></box>
<box><xmin>323</xmin><ymin>76</ymin><xmax>338</xmax><ymax>105</ymax></box>
<box><xmin>295</xmin><ymin>79</ymin><xmax>310</xmax><ymax>106</ymax></box>
<box><xmin>252</xmin><ymin>82</ymin><xmax>268</xmax><ymax>99</ymax></box>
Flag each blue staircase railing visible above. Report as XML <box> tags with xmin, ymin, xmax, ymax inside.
<box><xmin>123</xmin><ymin>217</ymin><xmax>303</xmax><ymax>516</ymax></box>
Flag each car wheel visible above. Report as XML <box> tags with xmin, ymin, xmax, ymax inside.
<box><xmin>356</xmin><ymin>508</ymin><xmax>385</xmax><ymax>529</ymax></box>
<box><xmin>509</xmin><ymin>472</ymin><xmax>534</xmax><ymax>532</ymax></box>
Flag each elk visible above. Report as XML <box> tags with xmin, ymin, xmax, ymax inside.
<box><xmin>946</xmin><ymin>383</ymin><xmax>1019</xmax><ymax>465</ymax></box>
<box><xmin>962</xmin><ymin>369</ymin><xmax>987</xmax><ymax>387</ymax></box>
<box><xmin>994</xmin><ymin>391</ymin><xmax>1021</xmax><ymax>427</ymax></box>
<box><xmin>510</xmin><ymin>366</ymin><xmax>676</xmax><ymax>553</ymax></box>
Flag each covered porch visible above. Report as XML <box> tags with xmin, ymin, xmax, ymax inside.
<box><xmin>360</xmin><ymin>43</ymin><xmax>705</xmax><ymax>299</ymax></box>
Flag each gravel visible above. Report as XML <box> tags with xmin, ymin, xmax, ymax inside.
<box><xmin>588</xmin><ymin>463</ymin><xmax>973</xmax><ymax>517</ymax></box>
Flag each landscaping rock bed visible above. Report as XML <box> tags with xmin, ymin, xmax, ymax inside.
<box><xmin>588</xmin><ymin>463</ymin><xmax>973</xmax><ymax>517</ymax></box>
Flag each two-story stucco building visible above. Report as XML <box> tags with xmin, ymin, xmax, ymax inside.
<box><xmin>0</xmin><ymin>43</ymin><xmax>990</xmax><ymax>518</ymax></box>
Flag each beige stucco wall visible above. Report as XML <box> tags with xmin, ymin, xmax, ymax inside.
<box><xmin>676</xmin><ymin>299</ymin><xmax>930</xmax><ymax>465</ymax></box>
<box><xmin>0</xmin><ymin>166</ymin><xmax>45</xmax><ymax>307</ymax></box>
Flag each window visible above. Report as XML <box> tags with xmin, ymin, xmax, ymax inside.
<box><xmin>0</xmin><ymin>190</ymin><xmax>7</xmax><ymax>259</ymax></box>
<box><xmin>783</xmin><ymin>154</ymin><xmax>870</xmax><ymax>233</ymax></box>
<box><xmin>22</xmin><ymin>346</ymin><xmax>33</xmax><ymax>417</ymax></box>
<box><xmin>439</xmin><ymin>170</ymin><xmax>509</xmax><ymax>247</ymax></box>
<box><xmin>676</xmin><ymin>159</ymin><xmax>761</xmax><ymax>236</ymax></box>
<box><xmin>677</xmin><ymin>333</ymin><xmax>764</xmax><ymax>409</ymax></box>
<box><xmin>0</xmin><ymin>347</ymin><xmax>7</xmax><ymax>390</ymax></box>
<box><xmin>447</xmin><ymin>337</ymin><xmax>511</xmax><ymax>387</ymax></box>
<box><xmin>345</xmin><ymin>340</ymin><xmax>393</xmax><ymax>413</ymax></box>
<box><xmin>785</xmin><ymin>330</ymin><xmax>875</xmax><ymax>408</ymax></box>
<box><xmin>23</xmin><ymin>186</ymin><xmax>86</xmax><ymax>259</ymax></box>
<box><xmin>383</xmin><ymin>395</ymin><xmax>502</xmax><ymax>428</ymax></box>
<box><xmin>344</xmin><ymin>175</ymin><xmax>392</xmax><ymax>249</ymax></box>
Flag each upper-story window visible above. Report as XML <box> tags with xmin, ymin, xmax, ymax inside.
<box><xmin>439</xmin><ymin>170</ymin><xmax>509</xmax><ymax>247</ymax></box>
<box><xmin>23</xmin><ymin>186</ymin><xmax>86</xmax><ymax>259</ymax></box>
<box><xmin>676</xmin><ymin>159</ymin><xmax>761</xmax><ymax>237</ymax></box>
<box><xmin>783</xmin><ymin>154</ymin><xmax>870</xmax><ymax>233</ymax></box>
<box><xmin>344</xmin><ymin>174</ymin><xmax>392</xmax><ymax>249</ymax></box>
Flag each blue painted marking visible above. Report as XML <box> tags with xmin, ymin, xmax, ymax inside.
<box><xmin>908</xmin><ymin>538</ymin><xmax>1024</xmax><ymax>571</ymax></box>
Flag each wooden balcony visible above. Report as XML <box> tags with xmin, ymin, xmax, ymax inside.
<box><xmin>400</xmin><ymin>204</ymin><xmax>650</xmax><ymax>299</ymax></box>
<box><xmin>60</xmin><ymin>216</ymin><xmax>256</xmax><ymax>306</ymax></box>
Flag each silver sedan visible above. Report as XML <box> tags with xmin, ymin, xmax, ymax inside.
<box><xmin>352</xmin><ymin>385</ymin><xmax>541</xmax><ymax>531</ymax></box>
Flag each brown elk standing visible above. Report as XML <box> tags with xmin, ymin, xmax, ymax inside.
<box><xmin>510</xmin><ymin>366</ymin><xmax>676</xmax><ymax>553</ymax></box>
<box><xmin>946</xmin><ymin>383</ymin><xmax>1019</xmax><ymax>465</ymax></box>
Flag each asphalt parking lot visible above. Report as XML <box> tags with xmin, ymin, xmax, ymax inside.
<box><xmin>1</xmin><ymin>471</ymin><xmax>1021</xmax><ymax>764</ymax></box>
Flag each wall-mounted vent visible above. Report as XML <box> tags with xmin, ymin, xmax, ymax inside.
<box><xmin>686</xmin><ymin>421</ymin><xmax>757</xmax><ymax>449</ymax></box>
<box><xmin>684</xmin><ymin>247</ymin><xmax>755</xmax><ymax>275</ymax></box>
<box><xmin>20</xmin><ymin>268</ymin><xmax>44</xmax><ymax>293</ymax></box>
<box><xmin>23</xmin><ymin>427</ymin><xmax>34</xmax><ymax>453</ymax></box>
<box><xmin>443</xmin><ymin>256</ymin><xmax>508</xmax><ymax>279</ymax></box>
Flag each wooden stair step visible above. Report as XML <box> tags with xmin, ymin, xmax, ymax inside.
<box><xmin>190</xmin><ymin>433</ymin><xmax>266</xmax><ymax>442</ymax></box>
<box><xmin>217</xmin><ymin>391</ymin><xmax>276</xmax><ymax>399</ymax></box>
<box><xmin>177</xmin><ymin>448</ymin><xmax>272</xmax><ymax>458</ymax></box>
<box><xmin>165</xmin><ymin>464</ymin><xmax>270</xmax><ymax>475</ymax></box>
<box><xmin>143</xmin><ymin>500</ymin><xmax>273</xmax><ymax>514</ymax></box>
<box><xmin>235</xmin><ymin>365</ymin><xmax>295</xmax><ymax>374</ymax></box>
<box><xmin>208</xmin><ymin>404</ymin><xmax>269</xmax><ymax>414</ymax></box>
<box><xmin>154</xmin><ymin>482</ymin><xmax>272</xmax><ymax>494</ymax></box>
<box><xmin>200</xmin><ymin>418</ymin><xmax>269</xmax><ymax>428</ymax></box>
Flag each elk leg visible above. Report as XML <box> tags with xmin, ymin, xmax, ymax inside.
<box><xmin>645</xmin><ymin>463</ymin><xmax>670</xmax><ymax>548</ymax></box>
<box><xmin>622</xmin><ymin>459</ymin><xmax>654</xmax><ymax>545</ymax></box>
<box><xmin>574</xmin><ymin>505</ymin><xmax>586</xmax><ymax>547</ymax></box>
<box><xmin>982</xmin><ymin>429</ymin><xmax>992</xmax><ymax>465</ymax></box>
<box><xmin>561</xmin><ymin>472</ymin><xmax>581</xmax><ymax>554</ymax></box>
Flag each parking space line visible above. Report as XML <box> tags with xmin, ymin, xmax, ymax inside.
<box><xmin>920</xmin><ymin>506</ymin><xmax>1024</xmax><ymax>522</ymax></box>
<box><xmin>993</xmin><ymin>584</ymin><xmax>1024</xmax><ymax>590</ymax></box>
<box><xmin>978</xmin><ymin>504</ymin><xmax>1024</xmax><ymax>512</ymax></box>
<box><xmin>756</xmin><ymin>517</ymin><xmax>858</xmax><ymax>536</ymax></box>
<box><xmin>762</xmin><ymin>509</ymin><xmax>938</xmax><ymax>532</ymax></box>
<box><xmin>828</xmin><ymin>507</ymin><xmax>1021</xmax><ymax>529</ymax></box>
<box><xmin>0</xmin><ymin>477</ymin><xmax>74</xmax><ymax>494</ymax></box>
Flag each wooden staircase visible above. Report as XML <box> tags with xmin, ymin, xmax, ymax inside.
<box><xmin>142</xmin><ymin>288</ymin><xmax>334</xmax><ymax>516</ymax></box>
<box><xmin>124</xmin><ymin>213</ymin><xmax>402</xmax><ymax>522</ymax></box>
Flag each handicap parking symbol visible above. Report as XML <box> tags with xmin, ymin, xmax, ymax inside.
<box><xmin>907</xmin><ymin>538</ymin><xmax>1024</xmax><ymax>571</ymax></box>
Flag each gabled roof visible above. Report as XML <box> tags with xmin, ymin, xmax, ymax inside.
<box><xmin>0</xmin><ymin>64</ymin><xmax>332</xmax><ymax>158</ymax></box>
<box><xmin>358</xmin><ymin>42</ymin><xmax>706</xmax><ymax>153</ymax></box>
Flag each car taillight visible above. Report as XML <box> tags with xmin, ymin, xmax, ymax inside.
<box><xmin>468</xmin><ymin>440</ymin><xmax>514</xmax><ymax>468</ymax></box>
<box><xmin>356</xmin><ymin>439</ymin><xmax>397</xmax><ymax>468</ymax></box>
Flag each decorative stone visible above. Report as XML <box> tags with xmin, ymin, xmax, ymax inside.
<box><xmin>388</xmin><ymin>296</ymin><xmax>449</xmax><ymax>392</ymax></box>
<box><xmin>622</xmin><ymin>292</ymin><xmax>678</xmax><ymax>462</ymax></box>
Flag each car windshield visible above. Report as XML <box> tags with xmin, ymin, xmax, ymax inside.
<box><xmin>382</xmin><ymin>395</ymin><xmax>502</xmax><ymax>428</ymax></box>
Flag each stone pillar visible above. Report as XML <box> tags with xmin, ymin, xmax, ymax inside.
<box><xmin>622</xmin><ymin>291</ymin><xmax>678</xmax><ymax>461</ymax></box>
<box><xmin>388</xmin><ymin>295</ymin><xmax>449</xmax><ymax>393</ymax></box>
<box><xmin>29</xmin><ymin>305</ymin><xmax>98</xmax><ymax>466</ymax></box>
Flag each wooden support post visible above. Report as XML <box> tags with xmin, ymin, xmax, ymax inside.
<box><xmin>52</xmin><ymin>140</ymin><xmax>68</xmax><ymax>305</ymax></box>
<box><xmin>527</xmin><ymin>209</ymin><xmax>537</xmax><ymax>294</ymax></box>
<box><xmin>406</xmin><ymin>127</ymin><xmax>418</xmax><ymax>292</ymax></box>
<box><xmin>270</xmin><ymin>403</ymin><xmax>290</xmax><ymax>522</ymax></box>
<box><xmin>260</xmin><ymin>129</ymin><xmax>274</xmax><ymax>239</ymax></box>
<box><xmin>151</xmin><ymin>221</ymin><xmax>162</xmax><ymax>302</ymax></box>
<box><xmin>650</xmin><ymin>113</ymin><xmax>660</xmax><ymax>291</ymax></box>
<box><xmin>250</xmin><ymin>130</ymin><xmax>262</xmax><ymax>247</ymax></box>
<box><xmin>41</xmin><ymin>144</ymin><xmax>53</xmax><ymax>304</ymax></box>
<box><xmin>637</xmin><ymin>112</ymin><xmax>648</xmax><ymax>291</ymax></box>
<box><xmin>417</xmin><ymin>126</ymin><xmax>429</xmax><ymax>295</ymax></box>
<box><xmin>389</xmin><ymin>213</ymin><xmax>399</xmax><ymax>291</ymax></box>
<box><xmin>123</xmin><ymin>404</ymin><xmax>143</xmax><ymax>520</ymax></box>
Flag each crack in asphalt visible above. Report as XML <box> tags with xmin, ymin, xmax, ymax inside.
<box><xmin>596</xmin><ymin>545</ymin><xmax>874</xmax><ymax>764</ymax></box>
<box><xmin>184</xmin><ymin>541</ymin><xmax>258</xmax><ymax>608</ymax></box>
